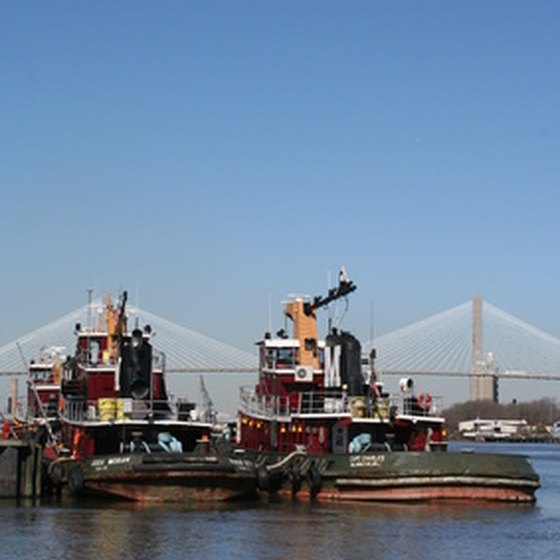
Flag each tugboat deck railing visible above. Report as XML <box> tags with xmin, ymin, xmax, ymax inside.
<box><xmin>238</xmin><ymin>387</ymin><xmax>443</xmax><ymax>422</ymax></box>
<box><xmin>61</xmin><ymin>395</ymin><xmax>194</xmax><ymax>424</ymax></box>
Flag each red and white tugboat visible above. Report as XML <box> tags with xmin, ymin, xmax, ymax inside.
<box><xmin>237</xmin><ymin>269</ymin><xmax>540</xmax><ymax>503</ymax></box>
<box><xmin>27</xmin><ymin>346</ymin><xmax>65</xmax><ymax>424</ymax></box>
<box><xmin>50</xmin><ymin>292</ymin><xmax>255</xmax><ymax>502</ymax></box>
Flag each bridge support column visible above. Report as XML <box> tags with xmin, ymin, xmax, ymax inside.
<box><xmin>470</xmin><ymin>296</ymin><xmax>496</xmax><ymax>402</ymax></box>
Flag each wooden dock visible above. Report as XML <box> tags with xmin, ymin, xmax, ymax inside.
<box><xmin>0</xmin><ymin>440</ymin><xmax>42</xmax><ymax>499</ymax></box>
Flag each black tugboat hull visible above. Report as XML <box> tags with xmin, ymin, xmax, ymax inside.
<box><xmin>253</xmin><ymin>450</ymin><xmax>540</xmax><ymax>503</ymax></box>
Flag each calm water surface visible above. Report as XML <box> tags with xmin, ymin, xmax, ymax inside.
<box><xmin>1</xmin><ymin>443</ymin><xmax>558</xmax><ymax>560</ymax></box>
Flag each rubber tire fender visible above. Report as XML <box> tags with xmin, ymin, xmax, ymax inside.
<box><xmin>49</xmin><ymin>462</ymin><xmax>64</xmax><ymax>489</ymax></box>
<box><xmin>67</xmin><ymin>464</ymin><xmax>85</xmax><ymax>496</ymax></box>
<box><xmin>288</xmin><ymin>464</ymin><xmax>302</xmax><ymax>497</ymax></box>
<box><xmin>307</xmin><ymin>464</ymin><xmax>322</xmax><ymax>498</ymax></box>
<box><xmin>257</xmin><ymin>464</ymin><xmax>270</xmax><ymax>491</ymax></box>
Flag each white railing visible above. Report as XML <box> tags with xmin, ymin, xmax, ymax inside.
<box><xmin>238</xmin><ymin>386</ymin><xmax>443</xmax><ymax>421</ymax></box>
<box><xmin>62</xmin><ymin>396</ymin><xmax>178</xmax><ymax>423</ymax></box>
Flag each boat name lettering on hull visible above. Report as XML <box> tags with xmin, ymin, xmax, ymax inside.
<box><xmin>108</xmin><ymin>456</ymin><xmax>132</xmax><ymax>466</ymax></box>
<box><xmin>229</xmin><ymin>458</ymin><xmax>254</xmax><ymax>473</ymax></box>
<box><xmin>91</xmin><ymin>456</ymin><xmax>133</xmax><ymax>471</ymax></box>
<box><xmin>350</xmin><ymin>455</ymin><xmax>385</xmax><ymax>468</ymax></box>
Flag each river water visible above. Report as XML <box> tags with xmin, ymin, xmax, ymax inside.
<box><xmin>1</xmin><ymin>442</ymin><xmax>558</xmax><ymax>560</ymax></box>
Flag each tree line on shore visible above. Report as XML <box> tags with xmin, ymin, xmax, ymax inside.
<box><xmin>443</xmin><ymin>398</ymin><xmax>560</xmax><ymax>434</ymax></box>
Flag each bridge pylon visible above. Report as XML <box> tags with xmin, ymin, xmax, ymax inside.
<box><xmin>469</xmin><ymin>296</ymin><xmax>498</xmax><ymax>402</ymax></box>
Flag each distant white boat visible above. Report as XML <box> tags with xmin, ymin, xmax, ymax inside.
<box><xmin>459</xmin><ymin>418</ymin><xmax>529</xmax><ymax>441</ymax></box>
<box><xmin>547</xmin><ymin>420</ymin><xmax>560</xmax><ymax>439</ymax></box>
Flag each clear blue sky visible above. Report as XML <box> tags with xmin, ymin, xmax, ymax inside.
<box><xmin>1</xmin><ymin>2</ymin><xmax>559</xmax><ymax>407</ymax></box>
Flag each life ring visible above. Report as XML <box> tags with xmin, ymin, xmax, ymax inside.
<box><xmin>417</xmin><ymin>392</ymin><xmax>433</xmax><ymax>411</ymax></box>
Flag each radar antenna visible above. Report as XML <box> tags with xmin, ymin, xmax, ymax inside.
<box><xmin>305</xmin><ymin>265</ymin><xmax>357</xmax><ymax>315</ymax></box>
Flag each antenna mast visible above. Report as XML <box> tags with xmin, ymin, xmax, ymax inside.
<box><xmin>87</xmin><ymin>288</ymin><xmax>94</xmax><ymax>330</ymax></box>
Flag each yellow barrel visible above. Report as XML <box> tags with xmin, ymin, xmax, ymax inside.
<box><xmin>377</xmin><ymin>398</ymin><xmax>389</xmax><ymax>419</ymax></box>
<box><xmin>115</xmin><ymin>399</ymin><xmax>125</xmax><ymax>420</ymax></box>
<box><xmin>98</xmin><ymin>398</ymin><xmax>117</xmax><ymax>421</ymax></box>
<box><xmin>351</xmin><ymin>397</ymin><xmax>366</xmax><ymax>418</ymax></box>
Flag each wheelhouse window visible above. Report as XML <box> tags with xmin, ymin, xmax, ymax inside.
<box><xmin>262</xmin><ymin>347</ymin><xmax>297</xmax><ymax>369</ymax></box>
<box><xmin>31</xmin><ymin>369</ymin><xmax>50</xmax><ymax>382</ymax></box>
<box><xmin>277</xmin><ymin>348</ymin><xmax>295</xmax><ymax>367</ymax></box>
<box><xmin>88</xmin><ymin>338</ymin><xmax>101</xmax><ymax>365</ymax></box>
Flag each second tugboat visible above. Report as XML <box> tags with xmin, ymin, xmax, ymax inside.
<box><xmin>47</xmin><ymin>292</ymin><xmax>255</xmax><ymax>502</ymax></box>
<box><xmin>237</xmin><ymin>268</ymin><xmax>540</xmax><ymax>503</ymax></box>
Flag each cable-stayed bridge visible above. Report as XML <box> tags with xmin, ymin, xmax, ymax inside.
<box><xmin>1</xmin><ymin>297</ymin><xmax>559</xmax><ymax>403</ymax></box>
<box><xmin>369</xmin><ymin>299</ymin><xmax>560</xmax><ymax>381</ymax></box>
<box><xmin>0</xmin><ymin>302</ymin><xmax>257</xmax><ymax>376</ymax></box>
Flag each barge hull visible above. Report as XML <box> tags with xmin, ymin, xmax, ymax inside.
<box><xmin>61</xmin><ymin>452</ymin><xmax>257</xmax><ymax>503</ymax></box>
<box><xmin>292</xmin><ymin>478</ymin><xmax>538</xmax><ymax>503</ymax></box>
<box><xmin>86</xmin><ymin>471</ymin><xmax>256</xmax><ymax>502</ymax></box>
<box><xmin>258</xmin><ymin>450</ymin><xmax>540</xmax><ymax>504</ymax></box>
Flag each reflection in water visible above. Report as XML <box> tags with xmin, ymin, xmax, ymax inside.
<box><xmin>0</xmin><ymin>444</ymin><xmax>558</xmax><ymax>560</ymax></box>
<box><xmin>48</xmin><ymin>508</ymin><xmax>164</xmax><ymax>560</ymax></box>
